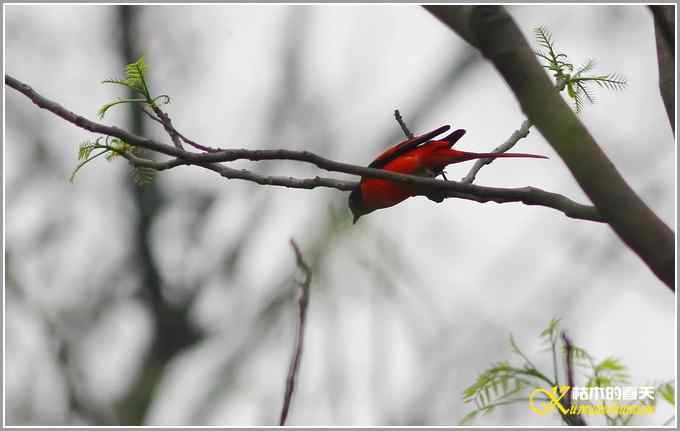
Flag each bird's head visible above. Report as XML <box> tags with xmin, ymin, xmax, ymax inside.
<box><xmin>348</xmin><ymin>187</ymin><xmax>371</xmax><ymax>224</ymax></box>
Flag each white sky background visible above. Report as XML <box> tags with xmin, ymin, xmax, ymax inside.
<box><xmin>4</xmin><ymin>4</ymin><xmax>676</xmax><ymax>426</ymax></box>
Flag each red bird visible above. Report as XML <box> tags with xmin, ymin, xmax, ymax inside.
<box><xmin>349</xmin><ymin>125</ymin><xmax>548</xmax><ymax>223</ymax></box>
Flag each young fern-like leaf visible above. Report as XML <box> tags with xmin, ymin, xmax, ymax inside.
<box><xmin>591</xmin><ymin>73</ymin><xmax>627</xmax><ymax>90</ymax></box>
<box><xmin>72</xmin><ymin>138</ymin><xmax>111</xmax><ymax>182</ymax></box>
<box><xmin>540</xmin><ymin>318</ymin><xmax>561</xmax><ymax>339</ymax></box>
<box><xmin>575</xmin><ymin>59</ymin><xmax>596</xmax><ymax>77</ymax></box>
<box><xmin>459</xmin><ymin>410</ymin><xmax>479</xmax><ymax>425</ymax></box>
<box><xmin>125</xmin><ymin>57</ymin><xmax>148</xmax><ymax>82</ymax></box>
<box><xmin>104</xmin><ymin>138</ymin><xmax>134</xmax><ymax>161</ymax></box>
<box><xmin>98</xmin><ymin>57</ymin><xmax>168</xmax><ymax>120</ymax></box>
<box><xmin>132</xmin><ymin>165</ymin><xmax>156</xmax><ymax>186</ymax></box>
<box><xmin>97</xmin><ymin>97</ymin><xmax>147</xmax><ymax>119</ymax></box>
<box><xmin>534</xmin><ymin>26</ymin><xmax>627</xmax><ymax>114</ymax></box>
<box><xmin>70</xmin><ymin>148</ymin><xmax>110</xmax><ymax>183</ymax></box>
<box><xmin>152</xmin><ymin>94</ymin><xmax>171</xmax><ymax>105</ymax></box>
<box><xmin>578</xmin><ymin>82</ymin><xmax>597</xmax><ymax>104</ymax></box>
<box><xmin>657</xmin><ymin>382</ymin><xmax>675</xmax><ymax>406</ymax></box>
<box><xmin>78</xmin><ymin>140</ymin><xmax>98</xmax><ymax>161</ymax></box>
<box><xmin>534</xmin><ymin>26</ymin><xmax>554</xmax><ymax>53</ymax></box>
<box><xmin>102</xmin><ymin>57</ymin><xmax>150</xmax><ymax>97</ymax></box>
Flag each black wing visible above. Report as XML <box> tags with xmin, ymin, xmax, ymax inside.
<box><xmin>368</xmin><ymin>125</ymin><xmax>451</xmax><ymax>169</ymax></box>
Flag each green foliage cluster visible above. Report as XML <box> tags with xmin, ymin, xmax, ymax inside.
<box><xmin>70</xmin><ymin>57</ymin><xmax>165</xmax><ymax>184</ymax></box>
<box><xmin>70</xmin><ymin>136</ymin><xmax>154</xmax><ymax>185</ymax></box>
<box><xmin>461</xmin><ymin>318</ymin><xmax>675</xmax><ymax>426</ymax></box>
<box><xmin>534</xmin><ymin>27</ymin><xmax>627</xmax><ymax>113</ymax></box>
<box><xmin>98</xmin><ymin>57</ymin><xmax>171</xmax><ymax>119</ymax></box>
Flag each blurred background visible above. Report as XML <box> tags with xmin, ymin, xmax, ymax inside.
<box><xmin>4</xmin><ymin>4</ymin><xmax>675</xmax><ymax>426</ymax></box>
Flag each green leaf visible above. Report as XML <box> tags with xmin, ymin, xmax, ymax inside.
<box><xmin>102</xmin><ymin>57</ymin><xmax>150</xmax><ymax>96</ymax></box>
<box><xmin>594</xmin><ymin>357</ymin><xmax>626</xmax><ymax>373</ymax></box>
<box><xmin>70</xmin><ymin>148</ymin><xmax>110</xmax><ymax>183</ymax></box>
<box><xmin>534</xmin><ymin>26</ymin><xmax>626</xmax><ymax>114</ymax></box>
<box><xmin>132</xmin><ymin>165</ymin><xmax>156</xmax><ymax>186</ymax></box>
<box><xmin>657</xmin><ymin>382</ymin><xmax>675</xmax><ymax>406</ymax></box>
<box><xmin>577</xmin><ymin>82</ymin><xmax>597</xmax><ymax>106</ymax></box>
<box><xmin>97</xmin><ymin>97</ymin><xmax>146</xmax><ymax>119</ymax></box>
<box><xmin>459</xmin><ymin>410</ymin><xmax>478</xmax><ymax>425</ymax></box>
<box><xmin>105</xmin><ymin>138</ymin><xmax>134</xmax><ymax>160</ymax></box>
<box><xmin>575</xmin><ymin>59</ymin><xmax>596</xmax><ymax>77</ymax></box>
<box><xmin>591</xmin><ymin>73</ymin><xmax>627</xmax><ymax>90</ymax></box>
<box><xmin>534</xmin><ymin>26</ymin><xmax>554</xmax><ymax>52</ymax></box>
<box><xmin>539</xmin><ymin>318</ymin><xmax>561</xmax><ymax>341</ymax></box>
<box><xmin>78</xmin><ymin>141</ymin><xmax>97</xmax><ymax>161</ymax></box>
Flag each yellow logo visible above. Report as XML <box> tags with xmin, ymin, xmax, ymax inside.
<box><xmin>528</xmin><ymin>386</ymin><xmax>656</xmax><ymax>417</ymax></box>
<box><xmin>529</xmin><ymin>385</ymin><xmax>570</xmax><ymax>415</ymax></box>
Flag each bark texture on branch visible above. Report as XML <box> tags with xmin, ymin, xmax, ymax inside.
<box><xmin>649</xmin><ymin>5</ymin><xmax>675</xmax><ymax>132</ymax></box>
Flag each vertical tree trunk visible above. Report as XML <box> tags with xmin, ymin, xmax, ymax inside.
<box><xmin>114</xmin><ymin>6</ymin><xmax>202</xmax><ymax>425</ymax></box>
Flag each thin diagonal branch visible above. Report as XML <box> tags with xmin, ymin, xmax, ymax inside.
<box><xmin>149</xmin><ymin>102</ymin><xmax>185</xmax><ymax>150</ymax></box>
<box><xmin>6</xmin><ymin>73</ymin><xmax>604</xmax><ymax>223</ymax></box>
<box><xmin>462</xmin><ymin>119</ymin><xmax>533</xmax><ymax>183</ymax></box>
<box><xmin>394</xmin><ymin>109</ymin><xmax>414</xmax><ymax>139</ymax></box>
<box><xmin>463</xmin><ymin>80</ymin><xmax>567</xmax><ymax>184</ymax></box>
<box><xmin>561</xmin><ymin>332</ymin><xmax>587</xmax><ymax>426</ymax></box>
<box><xmin>280</xmin><ymin>239</ymin><xmax>311</xmax><ymax>426</ymax></box>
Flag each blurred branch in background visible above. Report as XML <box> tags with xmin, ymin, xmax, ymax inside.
<box><xmin>6</xmin><ymin>251</ymin><xmax>120</xmax><ymax>425</ymax></box>
<box><xmin>279</xmin><ymin>239</ymin><xmax>312</xmax><ymax>426</ymax></box>
<box><xmin>648</xmin><ymin>5</ymin><xmax>675</xmax><ymax>132</ymax></box>
<box><xmin>113</xmin><ymin>6</ymin><xmax>203</xmax><ymax>425</ymax></box>
<box><xmin>424</xmin><ymin>5</ymin><xmax>675</xmax><ymax>291</ymax></box>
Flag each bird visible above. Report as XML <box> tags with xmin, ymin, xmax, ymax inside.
<box><xmin>348</xmin><ymin>124</ymin><xmax>548</xmax><ymax>223</ymax></box>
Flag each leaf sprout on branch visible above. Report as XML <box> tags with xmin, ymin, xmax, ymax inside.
<box><xmin>534</xmin><ymin>26</ymin><xmax>627</xmax><ymax>113</ymax></box>
<box><xmin>70</xmin><ymin>135</ymin><xmax>154</xmax><ymax>185</ymax></box>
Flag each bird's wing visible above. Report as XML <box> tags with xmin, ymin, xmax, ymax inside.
<box><xmin>439</xmin><ymin>129</ymin><xmax>466</xmax><ymax>147</ymax></box>
<box><xmin>368</xmin><ymin>125</ymin><xmax>451</xmax><ymax>169</ymax></box>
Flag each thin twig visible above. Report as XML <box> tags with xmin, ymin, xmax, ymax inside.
<box><xmin>5</xmin><ymin>74</ymin><xmax>604</xmax><ymax>223</ymax></box>
<box><xmin>561</xmin><ymin>331</ymin><xmax>587</xmax><ymax>426</ymax></box>
<box><xmin>462</xmin><ymin>119</ymin><xmax>532</xmax><ymax>183</ymax></box>
<box><xmin>150</xmin><ymin>104</ymin><xmax>185</xmax><ymax>150</ymax></box>
<box><xmin>394</xmin><ymin>109</ymin><xmax>414</xmax><ymax>139</ymax></box>
<box><xmin>138</xmin><ymin>106</ymin><xmax>165</xmax><ymax>126</ymax></box>
<box><xmin>150</xmin><ymin>101</ymin><xmax>222</xmax><ymax>152</ymax></box>
<box><xmin>280</xmin><ymin>239</ymin><xmax>312</xmax><ymax>426</ymax></box>
<box><xmin>462</xmin><ymin>80</ymin><xmax>566</xmax><ymax>184</ymax></box>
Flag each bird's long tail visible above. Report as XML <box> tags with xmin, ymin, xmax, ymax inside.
<box><xmin>461</xmin><ymin>151</ymin><xmax>548</xmax><ymax>161</ymax></box>
<box><xmin>434</xmin><ymin>149</ymin><xmax>548</xmax><ymax>165</ymax></box>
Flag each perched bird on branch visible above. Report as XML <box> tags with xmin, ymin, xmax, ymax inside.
<box><xmin>349</xmin><ymin>125</ymin><xmax>548</xmax><ymax>223</ymax></box>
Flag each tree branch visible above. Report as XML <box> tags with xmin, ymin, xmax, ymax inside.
<box><xmin>561</xmin><ymin>332</ymin><xmax>587</xmax><ymax>426</ymax></box>
<box><xmin>649</xmin><ymin>5</ymin><xmax>675</xmax><ymax>133</ymax></box>
<box><xmin>424</xmin><ymin>5</ymin><xmax>675</xmax><ymax>291</ymax></box>
<box><xmin>394</xmin><ymin>109</ymin><xmax>414</xmax><ymax>139</ymax></box>
<box><xmin>462</xmin><ymin>80</ymin><xmax>566</xmax><ymax>184</ymax></box>
<box><xmin>279</xmin><ymin>239</ymin><xmax>311</xmax><ymax>426</ymax></box>
<box><xmin>462</xmin><ymin>119</ymin><xmax>532</xmax><ymax>183</ymax></box>
<box><xmin>6</xmin><ymin>73</ymin><xmax>603</xmax><ymax>223</ymax></box>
